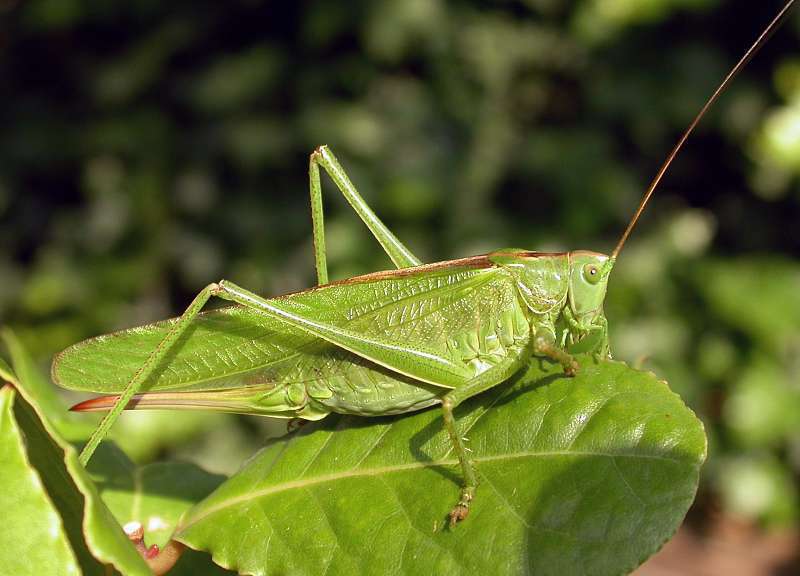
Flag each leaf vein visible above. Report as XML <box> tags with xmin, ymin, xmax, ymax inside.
<box><xmin>177</xmin><ymin>450</ymin><xmax>686</xmax><ymax>533</ymax></box>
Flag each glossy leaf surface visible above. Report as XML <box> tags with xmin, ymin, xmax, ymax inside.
<box><xmin>0</xmin><ymin>386</ymin><xmax>79</xmax><ymax>575</ymax></box>
<box><xmin>177</xmin><ymin>357</ymin><xmax>706</xmax><ymax>575</ymax></box>
<box><xmin>4</xmin><ymin>330</ymin><xmax>234</xmax><ymax>574</ymax></box>
<box><xmin>3</xmin><ymin>333</ymin><xmax>151</xmax><ymax>575</ymax></box>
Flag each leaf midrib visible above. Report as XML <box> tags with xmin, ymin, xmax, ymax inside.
<box><xmin>176</xmin><ymin>448</ymin><xmax>688</xmax><ymax>534</ymax></box>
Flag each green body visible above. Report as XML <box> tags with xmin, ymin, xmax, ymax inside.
<box><xmin>53</xmin><ymin>249</ymin><xmax>611</xmax><ymax>420</ymax></box>
<box><xmin>52</xmin><ymin>145</ymin><xmax>613</xmax><ymax>524</ymax></box>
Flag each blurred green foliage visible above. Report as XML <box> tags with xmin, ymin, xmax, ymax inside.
<box><xmin>1</xmin><ymin>0</ymin><xmax>799</xmax><ymax>529</ymax></box>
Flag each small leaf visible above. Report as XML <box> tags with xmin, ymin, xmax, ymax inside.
<box><xmin>3</xmin><ymin>330</ymin><xmax>65</xmax><ymax>419</ymax></box>
<box><xmin>0</xmin><ymin>386</ymin><xmax>79</xmax><ymax>575</ymax></box>
<box><xmin>4</xmin><ymin>332</ymin><xmax>151</xmax><ymax>575</ymax></box>
<box><xmin>177</xmin><ymin>357</ymin><xmax>706</xmax><ymax>575</ymax></box>
<box><xmin>88</xmin><ymin>444</ymin><xmax>235</xmax><ymax>575</ymax></box>
<box><xmin>4</xmin><ymin>331</ymin><xmax>233</xmax><ymax>573</ymax></box>
<box><xmin>88</xmin><ymin>443</ymin><xmax>226</xmax><ymax>549</ymax></box>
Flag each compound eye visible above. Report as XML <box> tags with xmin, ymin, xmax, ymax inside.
<box><xmin>583</xmin><ymin>263</ymin><xmax>601</xmax><ymax>284</ymax></box>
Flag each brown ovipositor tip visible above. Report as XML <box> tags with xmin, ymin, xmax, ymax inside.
<box><xmin>70</xmin><ymin>394</ymin><xmax>123</xmax><ymax>412</ymax></box>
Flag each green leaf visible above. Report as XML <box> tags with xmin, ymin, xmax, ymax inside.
<box><xmin>177</xmin><ymin>358</ymin><xmax>706</xmax><ymax>575</ymax></box>
<box><xmin>88</xmin><ymin>444</ymin><xmax>226</xmax><ymax>549</ymax></box>
<box><xmin>0</xmin><ymin>386</ymin><xmax>79</xmax><ymax>575</ymax></box>
<box><xmin>4</xmin><ymin>330</ymin><xmax>233</xmax><ymax>574</ymax></box>
<box><xmin>4</xmin><ymin>332</ymin><xmax>151</xmax><ymax>575</ymax></box>
<box><xmin>88</xmin><ymin>444</ymin><xmax>235</xmax><ymax>575</ymax></box>
<box><xmin>3</xmin><ymin>329</ymin><xmax>65</xmax><ymax>419</ymax></box>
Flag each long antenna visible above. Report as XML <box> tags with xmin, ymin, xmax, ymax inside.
<box><xmin>611</xmin><ymin>0</ymin><xmax>797</xmax><ymax>260</ymax></box>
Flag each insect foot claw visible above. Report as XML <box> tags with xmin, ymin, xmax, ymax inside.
<box><xmin>449</xmin><ymin>503</ymin><xmax>470</xmax><ymax>526</ymax></box>
<box><xmin>564</xmin><ymin>358</ymin><xmax>579</xmax><ymax>377</ymax></box>
<box><xmin>449</xmin><ymin>487</ymin><xmax>475</xmax><ymax>527</ymax></box>
<box><xmin>534</xmin><ymin>336</ymin><xmax>578</xmax><ymax>376</ymax></box>
<box><xmin>286</xmin><ymin>418</ymin><xmax>308</xmax><ymax>433</ymax></box>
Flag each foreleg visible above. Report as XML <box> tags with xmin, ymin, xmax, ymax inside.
<box><xmin>531</xmin><ymin>319</ymin><xmax>579</xmax><ymax>376</ymax></box>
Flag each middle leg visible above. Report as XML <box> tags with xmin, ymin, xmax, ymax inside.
<box><xmin>439</xmin><ymin>350</ymin><xmax>531</xmax><ymax>526</ymax></box>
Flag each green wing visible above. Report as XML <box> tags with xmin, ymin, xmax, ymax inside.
<box><xmin>53</xmin><ymin>258</ymin><xmax>530</xmax><ymax>416</ymax></box>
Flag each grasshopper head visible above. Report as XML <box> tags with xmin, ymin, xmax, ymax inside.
<box><xmin>568</xmin><ymin>251</ymin><xmax>613</xmax><ymax>322</ymax></box>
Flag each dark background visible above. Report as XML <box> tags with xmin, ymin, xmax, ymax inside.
<box><xmin>1</xmin><ymin>0</ymin><xmax>799</xmax><ymax>572</ymax></box>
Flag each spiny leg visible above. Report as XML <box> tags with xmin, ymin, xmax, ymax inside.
<box><xmin>441</xmin><ymin>395</ymin><xmax>477</xmax><ymax>525</ymax></box>
<box><xmin>308</xmin><ymin>155</ymin><xmax>328</xmax><ymax>284</ymax></box>
<box><xmin>79</xmin><ymin>284</ymin><xmax>219</xmax><ymax>465</ymax></box>
<box><xmin>590</xmin><ymin>315</ymin><xmax>611</xmax><ymax>360</ymax></box>
<box><xmin>439</xmin><ymin>354</ymin><xmax>529</xmax><ymax>526</ymax></box>
<box><xmin>309</xmin><ymin>145</ymin><xmax>422</xmax><ymax>285</ymax></box>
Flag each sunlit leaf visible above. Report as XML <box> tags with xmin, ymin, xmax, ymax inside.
<box><xmin>0</xmin><ymin>386</ymin><xmax>79</xmax><ymax>575</ymax></box>
<box><xmin>4</xmin><ymin>333</ymin><xmax>150</xmax><ymax>575</ymax></box>
<box><xmin>178</xmin><ymin>357</ymin><xmax>706</xmax><ymax>575</ymax></box>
